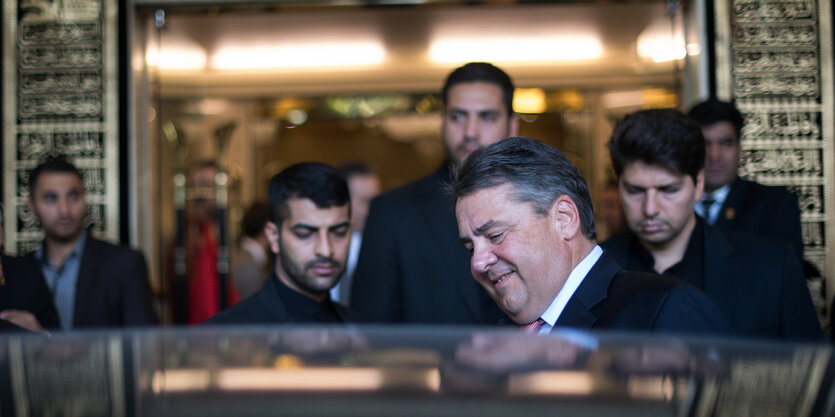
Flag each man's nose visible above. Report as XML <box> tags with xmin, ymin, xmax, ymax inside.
<box><xmin>706</xmin><ymin>143</ymin><xmax>720</xmax><ymax>161</ymax></box>
<box><xmin>471</xmin><ymin>243</ymin><xmax>498</xmax><ymax>274</ymax></box>
<box><xmin>643</xmin><ymin>190</ymin><xmax>659</xmax><ymax>217</ymax></box>
<box><xmin>314</xmin><ymin>233</ymin><xmax>333</xmax><ymax>258</ymax></box>
<box><xmin>57</xmin><ymin>198</ymin><xmax>71</xmax><ymax>215</ymax></box>
<box><xmin>465</xmin><ymin>117</ymin><xmax>480</xmax><ymax>140</ymax></box>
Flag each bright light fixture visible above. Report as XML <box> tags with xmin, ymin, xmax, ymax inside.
<box><xmin>429</xmin><ymin>35</ymin><xmax>603</xmax><ymax>64</ymax></box>
<box><xmin>637</xmin><ymin>17</ymin><xmax>686</xmax><ymax>63</ymax></box>
<box><xmin>514</xmin><ymin>88</ymin><xmax>547</xmax><ymax>114</ymax></box>
<box><xmin>146</xmin><ymin>43</ymin><xmax>207</xmax><ymax>70</ymax></box>
<box><xmin>211</xmin><ymin>42</ymin><xmax>386</xmax><ymax>70</ymax></box>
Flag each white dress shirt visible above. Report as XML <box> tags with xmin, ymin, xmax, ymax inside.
<box><xmin>537</xmin><ymin>245</ymin><xmax>604</xmax><ymax>335</ymax></box>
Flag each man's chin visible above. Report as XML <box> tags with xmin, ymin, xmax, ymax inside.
<box><xmin>48</xmin><ymin>230</ymin><xmax>83</xmax><ymax>243</ymax></box>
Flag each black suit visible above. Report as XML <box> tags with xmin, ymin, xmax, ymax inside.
<box><xmin>0</xmin><ymin>254</ymin><xmax>60</xmax><ymax>329</ymax></box>
<box><xmin>602</xmin><ymin>223</ymin><xmax>822</xmax><ymax>341</ymax></box>
<box><xmin>23</xmin><ymin>234</ymin><xmax>157</xmax><ymax>329</ymax></box>
<box><xmin>350</xmin><ymin>164</ymin><xmax>507</xmax><ymax>324</ymax></box>
<box><xmin>556</xmin><ymin>252</ymin><xmax>732</xmax><ymax>335</ymax></box>
<box><xmin>713</xmin><ymin>177</ymin><xmax>803</xmax><ymax>262</ymax></box>
<box><xmin>205</xmin><ymin>274</ymin><xmax>350</xmax><ymax>324</ymax></box>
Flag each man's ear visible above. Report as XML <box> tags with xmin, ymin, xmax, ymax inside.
<box><xmin>508</xmin><ymin>114</ymin><xmax>520</xmax><ymax>137</ymax></box>
<box><xmin>549</xmin><ymin>195</ymin><xmax>581</xmax><ymax>240</ymax></box>
<box><xmin>264</xmin><ymin>221</ymin><xmax>280</xmax><ymax>255</ymax></box>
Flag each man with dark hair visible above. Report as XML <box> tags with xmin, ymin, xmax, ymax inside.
<box><xmin>231</xmin><ymin>201</ymin><xmax>271</xmax><ymax>299</ymax></box>
<box><xmin>24</xmin><ymin>154</ymin><xmax>157</xmax><ymax>329</ymax></box>
<box><xmin>451</xmin><ymin>136</ymin><xmax>731</xmax><ymax>334</ymax></box>
<box><xmin>207</xmin><ymin>162</ymin><xmax>352</xmax><ymax>324</ymax></box>
<box><xmin>602</xmin><ymin>109</ymin><xmax>821</xmax><ymax>340</ymax></box>
<box><xmin>688</xmin><ymin>99</ymin><xmax>803</xmax><ymax>263</ymax></box>
<box><xmin>351</xmin><ymin>62</ymin><xmax>516</xmax><ymax>324</ymax></box>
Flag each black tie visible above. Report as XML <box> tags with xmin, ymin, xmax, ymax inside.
<box><xmin>701</xmin><ymin>195</ymin><xmax>715</xmax><ymax>224</ymax></box>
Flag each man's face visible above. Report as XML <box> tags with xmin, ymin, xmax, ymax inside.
<box><xmin>28</xmin><ymin>172</ymin><xmax>87</xmax><ymax>243</ymax></box>
<box><xmin>188</xmin><ymin>165</ymin><xmax>217</xmax><ymax>223</ymax></box>
<box><xmin>442</xmin><ymin>82</ymin><xmax>518</xmax><ymax>165</ymax></box>
<box><xmin>456</xmin><ymin>183</ymin><xmax>570</xmax><ymax>324</ymax></box>
<box><xmin>701</xmin><ymin>121</ymin><xmax>740</xmax><ymax>192</ymax></box>
<box><xmin>619</xmin><ymin>161</ymin><xmax>703</xmax><ymax>249</ymax></box>
<box><xmin>266</xmin><ymin>198</ymin><xmax>350</xmax><ymax>301</ymax></box>
<box><xmin>347</xmin><ymin>174</ymin><xmax>381</xmax><ymax>233</ymax></box>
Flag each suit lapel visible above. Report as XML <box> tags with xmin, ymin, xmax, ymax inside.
<box><xmin>716</xmin><ymin>178</ymin><xmax>746</xmax><ymax>228</ymax></box>
<box><xmin>417</xmin><ymin>165</ymin><xmax>483</xmax><ymax>321</ymax></box>
<box><xmin>702</xmin><ymin>224</ymin><xmax>736</xmax><ymax>308</ymax></box>
<box><xmin>555</xmin><ymin>253</ymin><xmax>618</xmax><ymax>330</ymax></box>
<box><xmin>73</xmin><ymin>233</ymin><xmax>98</xmax><ymax>327</ymax></box>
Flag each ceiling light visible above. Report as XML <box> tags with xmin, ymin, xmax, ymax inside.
<box><xmin>429</xmin><ymin>35</ymin><xmax>603</xmax><ymax>64</ymax></box>
<box><xmin>211</xmin><ymin>42</ymin><xmax>385</xmax><ymax>70</ymax></box>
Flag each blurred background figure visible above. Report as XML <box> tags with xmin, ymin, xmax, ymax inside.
<box><xmin>687</xmin><ymin>99</ymin><xmax>803</xmax><ymax>264</ymax></box>
<box><xmin>351</xmin><ymin>62</ymin><xmax>516</xmax><ymax>324</ymax></box>
<box><xmin>330</xmin><ymin>162</ymin><xmax>381</xmax><ymax>305</ymax></box>
<box><xmin>183</xmin><ymin>161</ymin><xmax>239</xmax><ymax>324</ymax></box>
<box><xmin>598</xmin><ymin>179</ymin><xmax>624</xmax><ymax>240</ymax></box>
<box><xmin>232</xmin><ymin>201</ymin><xmax>271</xmax><ymax>299</ymax></box>
<box><xmin>24</xmin><ymin>155</ymin><xmax>156</xmax><ymax>329</ymax></box>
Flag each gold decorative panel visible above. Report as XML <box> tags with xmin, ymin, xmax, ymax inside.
<box><xmin>2</xmin><ymin>0</ymin><xmax>120</xmax><ymax>254</ymax></box>
<box><xmin>715</xmin><ymin>0</ymin><xmax>834</xmax><ymax>323</ymax></box>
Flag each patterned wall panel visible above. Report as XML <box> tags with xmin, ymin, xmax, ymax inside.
<box><xmin>715</xmin><ymin>0</ymin><xmax>834</xmax><ymax>321</ymax></box>
<box><xmin>3</xmin><ymin>0</ymin><xmax>120</xmax><ymax>254</ymax></box>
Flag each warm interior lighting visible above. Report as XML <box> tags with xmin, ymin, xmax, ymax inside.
<box><xmin>514</xmin><ymin>88</ymin><xmax>547</xmax><ymax>114</ymax></box>
<box><xmin>152</xmin><ymin>369</ymin><xmax>211</xmax><ymax>393</ymax></box>
<box><xmin>637</xmin><ymin>17</ymin><xmax>685</xmax><ymax>63</ymax></box>
<box><xmin>151</xmin><ymin>368</ymin><xmax>441</xmax><ymax>393</ymax></box>
<box><xmin>146</xmin><ymin>43</ymin><xmax>207</xmax><ymax>70</ymax></box>
<box><xmin>602</xmin><ymin>90</ymin><xmax>644</xmax><ymax>109</ymax></box>
<box><xmin>211</xmin><ymin>42</ymin><xmax>386</xmax><ymax>70</ymax></box>
<box><xmin>508</xmin><ymin>371</ymin><xmax>594</xmax><ymax>395</ymax></box>
<box><xmin>217</xmin><ymin>368</ymin><xmax>385</xmax><ymax>391</ymax></box>
<box><xmin>429</xmin><ymin>35</ymin><xmax>603</xmax><ymax>64</ymax></box>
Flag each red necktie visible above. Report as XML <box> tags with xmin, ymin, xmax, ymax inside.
<box><xmin>522</xmin><ymin>317</ymin><xmax>546</xmax><ymax>334</ymax></box>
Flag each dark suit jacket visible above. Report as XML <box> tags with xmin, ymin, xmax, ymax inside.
<box><xmin>23</xmin><ymin>233</ymin><xmax>157</xmax><ymax>329</ymax></box>
<box><xmin>715</xmin><ymin>177</ymin><xmax>803</xmax><ymax>262</ymax></box>
<box><xmin>205</xmin><ymin>275</ymin><xmax>351</xmax><ymax>324</ymax></box>
<box><xmin>350</xmin><ymin>164</ymin><xmax>508</xmax><ymax>324</ymax></box>
<box><xmin>602</xmin><ymin>224</ymin><xmax>822</xmax><ymax>341</ymax></box>
<box><xmin>556</xmin><ymin>252</ymin><xmax>732</xmax><ymax>335</ymax></box>
<box><xmin>0</xmin><ymin>254</ymin><xmax>60</xmax><ymax>329</ymax></box>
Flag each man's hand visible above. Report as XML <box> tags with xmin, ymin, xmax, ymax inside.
<box><xmin>0</xmin><ymin>310</ymin><xmax>45</xmax><ymax>333</ymax></box>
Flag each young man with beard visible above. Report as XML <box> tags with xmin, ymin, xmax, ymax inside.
<box><xmin>351</xmin><ymin>62</ymin><xmax>517</xmax><ymax>324</ymax></box>
<box><xmin>24</xmin><ymin>155</ymin><xmax>156</xmax><ymax>330</ymax></box>
<box><xmin>601</xmin><ymin>109</ymin><xmax>821</xmax><ymax>340</ymax></box>
<box><xmin>207</xmin><ymin>163</ymin><xmax>352</xmax><ymax>324</ymax></box>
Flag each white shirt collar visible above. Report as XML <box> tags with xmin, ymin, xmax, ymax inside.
<box><xmin>706</xmin><ymin>183</ymin><xmax>731</xmax><ymax>205</ymax></box>
<box><xmin>537</xmin><ymin>245</ymin><xmax>603</xmax><ymax>334</ymax></box>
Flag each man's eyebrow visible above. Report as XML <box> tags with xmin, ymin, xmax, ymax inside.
<box><xmin>474</xmin><ymin>220</ymin><xmax>499</xmax><ymax>236</ymax></box>
<box><xmin>290</xmin><ymin>223</ymin><xmax>318</xmax><ymax>231</ymax></box>
<box><xmin>623</xmin><ymin>180</ymin><xmax>679</xmax><ymax>190</ymax></box>
<box><xmin>328</xmin><ymin>221</ymin><xmax>350</xmax><ymax>230</ymax></box>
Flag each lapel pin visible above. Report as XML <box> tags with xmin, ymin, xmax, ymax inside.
<box><xmin>725</xmin><ymin>207</ymin><xmax>735</xmax><ymax>220</ymax></box>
